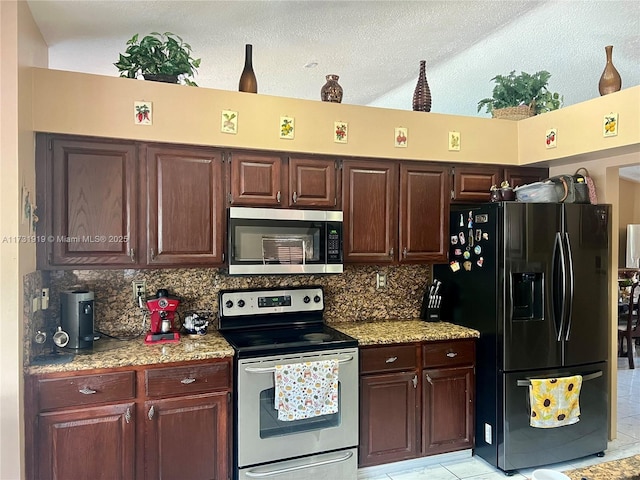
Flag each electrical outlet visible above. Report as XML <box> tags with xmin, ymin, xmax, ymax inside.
<box><xmin>376</xmin><ymin>272</ymin><xmax>387</xmax><ymax>289</ymax></box>
<box><xmin>484</xmin><ymin>423</ymin><xmax>492</xmax><ymax>444</ymax></box>
<box><xmin>132</xmin><ymin>280</ymin><xmax>146</xmax><ymax>307</ymax></box>
<box><xmin>41</xmin><ymin>288</ymin><xmax>50</xmax><ymax>310</ymax></box>
<box><xmin>31</xmin><ymin>296</ymin><xmax>41</xmax><ymax>313</ymax></box>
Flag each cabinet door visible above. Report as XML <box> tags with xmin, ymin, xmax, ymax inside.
<box><xmin>503</xmin><ymin>166</ymin><xmax>548</xmax><ymax>189</ymax></box>
<box><xmin>144</xmin><ymin>392</ymin><xmax>229</xmax><ymax>480</ymax></box>
<box><xmin>359</xmin><ymin>372</ymin><xmax>418</xmax><ymax>467</ymax></box>
<box><xmin>47</xmin><ymin>137</ymin><xmax>138</xmax><ymax>266</ymax></box>
<box><xmin>145</xmin><ymin>146</ymin><xmax>224</xmax><ymax>266</ymax></box>
<box><xmin>422</xmin><ymin>366</ymin><xmax>474</xmax><ymax>455</ymax></box>
<box><xmin>229</xmin><ymin>151</ymin><xmax>285</xmax><ymax>206</ymax></box>
<box><xmin>37</xmin><ymin>403</ymin><xmax>135</xmax><ymax>480</ymax></box>
<box><xmin>399</xmin><ymin>163</ymin><xmax>450</xmax><ymax>263</ymax></box>
<box><xmin>343</xmin><ymin>160</ymin><xmax>398</xmax><ymax>263</ymax></box>
<box><xmin>288</xmin><ymin>156</ymin><xmax>338</xmax><ymax>208</ymax></box>
<box><xmin>452</xmin><ymin>165</ymin><xmax>501</xmax><ymax>203</ymax></box>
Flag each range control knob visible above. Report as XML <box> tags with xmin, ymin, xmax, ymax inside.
<box><xmin>225</xmin><ymin>300</ymin><xmax>234</xmax><ymax>309</ymax></box>
<box><xmin>303</xmin><ymin>296</ymin><xmax>311</xmax><ymax>304</ymax></box>
<box><xmin>237</xmin><ymin>299</ymin><xmax>245</xmax><ymax>308</ymax></box>
<box><xmin>314</xmin><ymin>295</ymin><xmax>321</xmax><ymax>303</ymax></box>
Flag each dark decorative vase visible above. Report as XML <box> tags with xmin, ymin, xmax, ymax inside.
<box><xmin>598</xmin><ymin>45</ymin><xmax>622</xmax><ymax>96</ymax></box>
<box><xmin>321</xmin><ymin>74</ymin><xmax>343</xmax><ymax>103</ymax></box>
<box><xmin>239</xmin><ymin>44</ymin><xmax>258</xmax><ymax>93</ymax></box>
<box><xmin>143</xmin><ymin>74</ymin><xmax>178</xmax><ymax>84</ymax></box>
<box><xmin>412</xmin><ymin>60</ymin><xmax>432</xmax><ymax>112</ymax></box>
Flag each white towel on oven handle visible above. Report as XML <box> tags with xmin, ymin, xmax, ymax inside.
<box><xmin>274</xmin><ymin>359</ymin><xmax>339</xmax><ymax>421</ymax></box>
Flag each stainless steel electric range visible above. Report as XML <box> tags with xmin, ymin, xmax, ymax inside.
<box><xmin>218</xmin><ymin>286</ymin><xmax>359</xmax><ymax>480</ymax></box>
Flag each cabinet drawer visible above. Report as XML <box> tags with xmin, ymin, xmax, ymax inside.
<box><xmin>423</xmin><ymin>340</ymin><xmax>475</xmax><ymax>368</ymax></box>
<box><xmin>145</xmin><ymin>361</ymin><xmax>230</xmax><ymax>398</ymax></box>
<box><xmin>37</xmin><ymin>371</ymin><xmax>135</xmax><ymax>411</ymax></box>
<box><xmin>361</xmin><ymin>345</ymin><xmax>417</xmax><ymax>374</ymax></box>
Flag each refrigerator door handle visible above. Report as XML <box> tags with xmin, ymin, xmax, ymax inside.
<box><xmin>563</xmin><ymin>232</ymin><xmax>575</xmax><ymax>341</ymax></box>
<box><xmin>516</xmin><ymin>370</ymin><xmax>602</xmax><ymax>387</ymax></box>
<box><xmin>553</xmin><ymin>232</ymin><xmax>567</xmax><ymax>342</ymax></box>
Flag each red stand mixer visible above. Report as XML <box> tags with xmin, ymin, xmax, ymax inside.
<box><xmin>144</xmin><ymin>289</ymin><xmax>181</xmax><ymax>345</ymax></box>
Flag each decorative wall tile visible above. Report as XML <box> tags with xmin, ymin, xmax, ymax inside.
<box><xmin>394</xmin><ymin>127</ymin><xmax>408</xmax><ymax>147</ymax></box>
<box><xmin>221</xmin><ymin>110</ymin><xmax>238</xmax><ymax>134</ymax></box>
<box><xmin>134</xmin><ymin>101</ymin><xmax>152</xmax><ymax>125</ymax></box>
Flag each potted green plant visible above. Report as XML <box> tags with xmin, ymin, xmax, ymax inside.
<box><xmin>114</xmin><ymin>32</ymin><xmax>201</xmax><ymax>86</ymax></box>
<box><xmin>477</xmin><ymin>70</ymin><xmax>563</xmax><ymax>120</ymax></box>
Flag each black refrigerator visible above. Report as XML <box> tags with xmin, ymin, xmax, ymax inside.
<box><xmin>433</xmin><ymin>202</ymin><xmax>610</xmax><ymax>474</ymax></box>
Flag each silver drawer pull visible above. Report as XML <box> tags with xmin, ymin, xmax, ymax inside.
<box><xmin>78</xmin><ymin>387</ymin><xmax>97</xmax><ymax>395</ymax></box>
<box><xmin>446</xmin><ymin>352</ymin><xmax>458</xmax><ymax>358</ymax></box>
<box><xmin>385</xmin><ymin>356</ymin><xmax>398</xmax><ymax>363</ymax></box>
<box><xmin>181</xmin><ymin>378</ymin><xmax>196</xmax><ymax>385</ymax></box>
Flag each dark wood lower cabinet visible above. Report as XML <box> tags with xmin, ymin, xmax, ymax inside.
<box><xmin>144</xmin><ymin>393</ymin><xmax>229</xmax><ymax>480</ymax></box>
<box><xmin>358</xmin><ymin>340</ymin><xmax>476</xmax><ymax>468</ymax></box>
<box><xmin>422</xmin><ymin>366</ymin><xmax>475</xmax><ymax>455</ymax></box>
<box><xmin>37</xmin><ymin>403</ymin><xmax>136</xmax><ymax>480</ymax></box>
<box><xmin>359</xmin><ymin>372</ymin><xmax>418</xmax><ymax>466</ymax></box>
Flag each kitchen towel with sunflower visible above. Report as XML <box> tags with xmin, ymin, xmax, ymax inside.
<box><xmin>529</xmin><ymin>375</ymin><xmax>583</xmax><ymax>428</ymax></box>
<box><xmin>274</xmin><ymin>360</ymin><xmax>339</xmax><ymax>421</ymax></box>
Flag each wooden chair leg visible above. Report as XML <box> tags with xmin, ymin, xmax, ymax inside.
<box><xmin>628</xmin><ymin>334</ymin><xmax>635</xmax><ymax>369</ymax></box>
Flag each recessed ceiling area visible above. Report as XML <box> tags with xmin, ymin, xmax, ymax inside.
<box><xmin>26</xmin><ymin>0</ymin><xmax>640</xmax><ymax>117</ymax></box>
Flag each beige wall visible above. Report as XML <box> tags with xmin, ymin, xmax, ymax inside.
<box><xmin>0</xmin><ymin>2</ymin><xmax>47</xmax><ymax>478</ymax></box>
<box><xmin>31</xmin><ymin>68</ymin><xmax>520</xmax><ymax>165</ymax></box>
<box><xmin>618</xmin><ymin>178</ymin><xmax>640</xmax><ymax>267</ymax></box>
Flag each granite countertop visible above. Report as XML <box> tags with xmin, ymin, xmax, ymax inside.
<box><xmin>26</xmin><ymin>319</ymin><xmax>478</xmax><ymax>375</ymax></box>
<box><xmin>26</xmin><ymin>331</ymin><xmax>235</xmax><ymax>375</ymax></box>
<box><xmin>331</xmin><ymin>318</ymin><xmax>479</xmax><ymax>346</ymax></box>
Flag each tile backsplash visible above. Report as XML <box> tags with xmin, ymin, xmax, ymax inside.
<box><xmin>24</xmin><ymin>264</ymin><xmax>431</xmax><ymax>361</ymax></box>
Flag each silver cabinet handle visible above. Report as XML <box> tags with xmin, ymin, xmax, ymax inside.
<box><xmin>148</xmin><ymin>405</ymin><xmax>155</xmax><ymax>420</ymax></box>
<box><xmin>150</xmin><ymin>248</ymin><xmax>156</xmax><ymax>260</ymax></box>
<box><xmin>389</xmin><ymin>247</ymin><xmax>394</xmax><ymax>257</ymax></box>
<box><xmin>125</xmin><ymin>407</ymin><xmax>131</xmax><ymax>424</ymax></box>
<box><xmin>412</xmin><ymin>375</ymin><xmax>418</xmax><ymax>388</ymax></box>
<box><xmin>79</xmin><ymin>387</ymin><xmax>97</xmax><ymax>395</ymax></box>
<box><xmin>245</xmin><ymin>450</ymin><xmax>353</xmax><ymax>478</ymax></box>
<box><xmin>276</xmin><ymin>191</ymin><xmax>281</xmax><ymax>203</ymax></box>
<box><xmin>385</xmin><ymin>356</ymin><xmax>398</xmax><ymax>363</ymax></box>
<box><xmin>446</xmin><ymin>352</ymin><xmax>458</xmax><ymax>358</ymax></box>
<box><xmin>403</xmin><ymin>247</ymin><xmax>407</xmax><ymax>258</ymax></box>
<box><xmin>180</xmin><ymin>378</ymin><xmax>196</xmax><ymax>385</ymax></box>
<box><xmin>426</xmin><ymin>373</ymin><xmax>433</xmax><ymax>385</ymax></box>
<box><xmin>129</xmin><ymin>248</ymin><xmax>135</xmax><ymax>262</ymax></box>
<box><xmin>292</xmin><ymin>191</ymin><xmax>298</xmax><ymax>203</ymax></box>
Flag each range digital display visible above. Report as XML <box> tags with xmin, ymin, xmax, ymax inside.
<box><xmin>258</xmin><ymin>295</ymin><xmax>292</xmax><ymax>308</ymax></box>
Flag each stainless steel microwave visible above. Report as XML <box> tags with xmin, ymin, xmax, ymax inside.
<box><xmin>227</xmin><ymin>207</ymin><xmax>343</xmax><ymax>275</ymax></box>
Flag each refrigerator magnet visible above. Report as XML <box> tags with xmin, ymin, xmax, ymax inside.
<box><xmin>463</xmin><ymin>261</ymin><xmax>472</xmax><ymax>271</ymax></box>
<box><xmin>463</xmin><ymin>250</ymin><xmax>471</xmax><ymax>260</ymax></box>
<box><xmin>482</xmin><ymin>232</ymin><xmax>489</xmax><ymax>240</ymax></box>
<box><xmin>476</xmin><ymin>229</ymin><xmax>482</xmax><ymax>242</ymax></box>
<box><xmin>451</xmin><ymin>235</ymin><xmax>458</xmax><ymax>245</ymax></box>
<box><xmin>468</xmin><ymin>230</ymin><xmax>474</xmax><ymax>247</ymax></box>
<box><xmin>450</xmin><ymin>261</ymin><xmax>461</xmax><ymax>272</ymax></box>
<box><xmin>477</xmin><ymin>257</ymin><xmax>484</xmax><ymax>267</ymax></box>
<box><xmin>467</xmin><ymin>211</ymin><xmax>473</xmax><ymax>228</ymax></box>
<box><xmin>459</xmin><ymin>214</ymin><xmax>464</xmax><ymax>227</ymax></box>
<box><xmin>475</xmin><ymin>214</ymin><xmax>488</xmax><ymax>224</ymax></box>
<box><xmin>459</xmin><ymin>232</ymin><xmax>465</xmax><ymax>245</ymax></box>
<box><xmin>454</xmin><ymin>248</ymin><xmax>462</xmax><ymax>256</ymax></box>
<box><xmin>474</xmin><ymin>245</ymin><xmax>482</xmax><ymax>255</ymax></box>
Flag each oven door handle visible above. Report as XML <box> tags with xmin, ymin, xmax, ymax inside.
<box><xmin>244</xmin><ymin>450</ymin><xmax>353</xmax><ymax>477</ymax></box>
<box><xmin>244</xmin><ymin>355</ymin><xmax>354</xmax><ymax>374</ymax></box>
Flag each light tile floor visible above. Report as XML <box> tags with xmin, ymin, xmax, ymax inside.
<box><xmin>359</xmin><ymin>351</ymin><xmax>640</xmax><ymax>480</ymax></box>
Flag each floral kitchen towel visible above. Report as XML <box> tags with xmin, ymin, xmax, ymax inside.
<box><xmin>529</xmin><ymin>375</ymin><xmax>583</xmax><ymax>428</ymax></box>
<box><xmin>274</xmin><ymin>360</ymin><xmax>339</xmax><ymax>421</ymax></box>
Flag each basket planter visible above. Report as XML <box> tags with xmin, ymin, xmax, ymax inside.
<box><xmin>492</xmin><ymin>105</ymin><xmax>534</xmax><ymax>121</ymax></box>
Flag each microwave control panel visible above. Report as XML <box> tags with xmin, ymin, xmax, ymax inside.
<box><xmin>326</xmin><ymin>223</ymin><xmax>342</xmax><ymax>263</ymax></box>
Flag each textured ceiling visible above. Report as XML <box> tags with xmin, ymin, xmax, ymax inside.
<box><xmin>25</xmin><ymin>0</ymin><xmax>640</xmax><ymax>179</ymax></box>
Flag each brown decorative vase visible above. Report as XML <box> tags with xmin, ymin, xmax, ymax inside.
<box><xmin>239</xmin><ymin>44</ymin><xmax>258</xmax><ymax>93</ymax></box>
<box><xmin>321</xmin><ymin>74</ymin><xmax>343</xmax><ymax>103</ymax></box>
<box><xmin>412</xmin><ymin>60</ymin><xmax>432</xmax><ymax>112</ymax></box>
<box><xmin>598</xmin><ymin>45</ymin><xmax>622</xmax><ymax>96</ymax></box>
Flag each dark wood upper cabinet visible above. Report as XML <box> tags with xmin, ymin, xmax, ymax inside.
<box><xmin>145</xmin><ymin>145</ymin><xmax>224</xmax><ymax>266</ymax></box>
<box><xmin>503</xmin><ymin>166</ymin><xmax>548</xmax><ymax>189</ymax></box>
<box><xmin>43</xmin><ymin>136</ymin><xmax>138</xmax><ymax>267</ymax></box>
<box><xmin>342</xmin><ymin>160</ymin><xmax>398</xmax><ymax>264</ymax></box>
<box><xmin>452</xmin><ymin>165</ymin><xmax>501</xmax><ymax>203</ymax></box>
<box><xmin>399</xmin><ymin>163</ymin><xmax>450</xmax><ymax>263</ymax></box>
<box><xmin>288</xmin><ymin>156</ymin><xmax>338</xmax><ymax>208</ymax></box>
<box><xmin>229</xmin><ymin>151</ymin><xmax>285</xmax><ymax>206</ymax></box>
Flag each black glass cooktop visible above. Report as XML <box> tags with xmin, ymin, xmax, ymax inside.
<box><xmin>220</xmin><ymin>323</ymin><xmax>357</xmax><ymax>358</ymax></box>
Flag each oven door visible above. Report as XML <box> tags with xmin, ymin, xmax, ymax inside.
<box><xmin>236</xmin><ymin>348</ymin><xmax>358</xmax><ymax>468</ymax></box>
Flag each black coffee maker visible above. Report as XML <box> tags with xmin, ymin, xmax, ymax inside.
<box><xmin>60</xmin><ymin>290</ymin><xmax>94</xmax><ymax>349</ymax></box>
